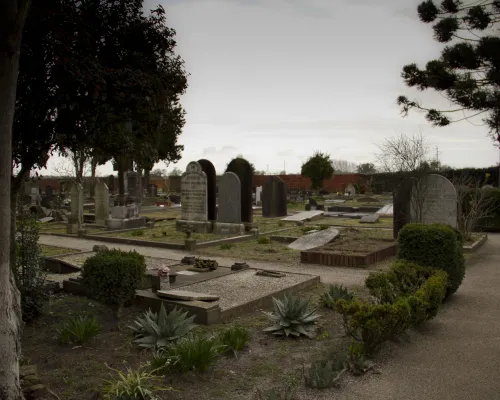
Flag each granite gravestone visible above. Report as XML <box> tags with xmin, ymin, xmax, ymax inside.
<box><xmin>67</xmin><ymin>183</ymin><xmax>83</xmax><ymax>234</ymax></box>
<box><xmin>214</xmin><ymin>172</ymin><xmax>245</xmax><ymax>234</ymax></box>
<box><xmin>127</xmin><ymin>171</ymin><xmax>138</xmax><ymax>197</ymax></box>
<box><xmin>288</xmin><ymin>228</ymin><xmax>340</xmax><ymax>251</ymax></box>
<box><xmin>411</xmin><ymin>174</ymin><xmax>457</xmax><ymax>228</ymax></box>
<box><xmin>393</xmin><ymin>177</ymin><xmax>417</xmax><ymax>239</ymax></box>
<box><xmin>94</xmin><ymin>182</ymin><xmax>109</xmax><ymax>226</ymax></box>
<box><xmin>148</xmin><ymin>184</ymin><xmax>158</xmax><ymax>197</ymax></box>
<box><xmin>346</xmin><ymin>183</ymin><xmax>356</xmax><ymax>195</ymax></box>
<box><xmin>176</xmin><ymin>161</ymin><xmax>211</xmax><ymax>233</ymax></box>
<box><xmin>108</xmin><ymin>175</ymin><xmax>115</xmax><ymax>193</ymax></box>
<box><xmin>255</xmin><ymin>186</ymin><xmax>262</xmax><ymax>205</ymax></box>
<box><xmin>45</xmin><ymin>185</ymin><xmax>53</xmax><ymax>199</ymax></box>
<box><xmin>262</xmin><ymin>176</ymin><xmax>288</xmax><ymax>218</ymax></box>
<box><xmin>198</xmin><ymin>159</ymin><xmax>217</xmax><ymax>221</ymax></box>
<box><xmin>226</xmin><ymin>158</ymin><xmax>253</xmax><ymax>225</ymax></box>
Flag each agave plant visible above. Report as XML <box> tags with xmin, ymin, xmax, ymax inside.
<box><xmin>321</xmin><ymin>284</ymin><xmax>355</xmax><ymax>309</ymax></box>
<box><xmin>263</xmin><ymin>295</ymin><xmax>320</xmax><ymax>338</ymax></box>
<box><xmin>129</xmin><ymin>303</ymin><xmax>196</xmax><ymax>348</ymax></box>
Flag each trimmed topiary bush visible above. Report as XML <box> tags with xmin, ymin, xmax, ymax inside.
<box><xmin>82</xmin><ymin>249</ymin><xmax>146</xmax><ymax>307</ymax></box>
<box><xmin>397</xmin><ymin>223</ymin><xmax>465</xmax><ymax>296</ymax></box>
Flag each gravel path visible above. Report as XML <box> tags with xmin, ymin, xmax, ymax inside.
<box><xmin>39</xmin><ymin>234</ymin><xmax>371</xmax><ymax>287</ymax></box>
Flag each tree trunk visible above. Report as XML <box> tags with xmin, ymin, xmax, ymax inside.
<box><xmin>0</xmin><ymin>1</ymin><xmax>31</xmax><ymax>398</ymax></box>
<box><xmin>144</xmin><ymin>168</ymin><xmax>150</xmax><ymax>190</ymax></box>
<box><xmin>10</xmin><ymin>169</ymin><xmax>28</xmax><ymax>268</ymax></box>
<box><xmin>90</xmin><ymin>157</ymin><xmax>98</xmax><ymax>197</ymax></box>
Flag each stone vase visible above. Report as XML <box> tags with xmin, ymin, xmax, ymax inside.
<box><xmin>160</xmin><ymin>276</ymin><xmax>170</xmax><ymax>291</ymax></box>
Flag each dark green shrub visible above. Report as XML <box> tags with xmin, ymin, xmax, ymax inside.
<box><xmin>81</xmin><ymin>249</ymin><xmax>146</xmax><ymax>307</ymax></box>
<box><xmin>336</xmin><ymin>297</ymin><xmax>412</xmax><ymax>355</ymax></box>
<box><xmin>219</xmin><ymin>243</ymin><xmax>234</xmax><ymax>250</ymax></box>
<box><xmin>398</xmin><ymin>223</ymin><xmax>465</xmax><ymax>296</ymax></box>
<box><xmin>130</xmin><ymin>229</ymin><xmax>145</xmax><ymax>236</ymax></box>
<box><xmin>14</xmin><ymin>209</ymin><xmax>48</xmax><ymax>321</ymax></box>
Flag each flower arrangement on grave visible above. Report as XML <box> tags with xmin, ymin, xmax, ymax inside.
<box><xmin>158</xmin><ymin>265</ymin><xmax>171</xmax><ymax>290</ymax></box>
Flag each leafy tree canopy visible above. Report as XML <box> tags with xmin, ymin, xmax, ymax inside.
<box><xmin>357</xmin><ymin>162</ymin><xmax>377</xmax><ymax>174</ymax></box>
<box><xmin>301</xmin><ymin>151</ymin><xmax>334</xmax><ymax>189</ymax></box>
<box><xmin>398</xmin><ymin>0</ymin><xmax>500</xmax><ymax>142</ymax></box>
<box><xmin>13</xmin><ymin>0</ymin><xmax>188</xmax><ymax>183</ymax></box>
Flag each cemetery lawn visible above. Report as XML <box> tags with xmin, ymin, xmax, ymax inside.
<box><xmin>22</xmin><ymin>285</ymin><xmax>359</xmax><ymax>400</ymax></box>
<box><xmin>139</xmin><ymin>210</ymin><xmax>180</xmax><ymax>220</ymax></box>
<box><xmin>40</xmin><ymin>245</ymin><xmax>81</xmax><ymax>257</ymax></box>
<box><xmin>308</xmin><ymin>217</ymin><xmax>393</xmax><ymax>228</ymax></box>
<box><xmin>197</xmin><ymin>227</ymin><xmax>393</xmax><ymax>264</ymax></box>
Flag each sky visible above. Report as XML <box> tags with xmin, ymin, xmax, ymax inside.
<box><xmin>42</xmin><ymin>0</ymin><xmax>500</xmax><ymax>177</ymax></box>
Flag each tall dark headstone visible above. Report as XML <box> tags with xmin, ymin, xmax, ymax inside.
<box><xmin>262</xmin><ymin>176</ymin><xmax>288</xmax><ymax>218</ymax></box>
<box><xmin>148</xmin><ymin>184</ymin><xmax>158</xmax><ymax>197</ymax></box>
<box><xmin>45</xmin><ymin>185</ymin><xmax>53</xmax><ymax>198</ymax></box>
<box><xmin>108</xmin><ymin>175</ymin><xmax>115</xmax><ymax>193</ymax></box>
<box><xmin>393</xmin><ymin>177</ymin><xmax>417</xmax><ymax>239</ymax></box>
<box><xmin>198</xmin><ymin>159</ymin><xmax>217</xmax><ymax>221</ymax></box>
<box><xmin>226</xmin><ymin>158</ymin><xmax>253</xmax><ymax>223</ymax></box>
<box><xmin>127</xmin><ymin>171</ymin><xmax>138</xmax><ymax>197</ymax></box>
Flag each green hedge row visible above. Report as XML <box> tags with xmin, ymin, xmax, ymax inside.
<box><xmin>398</xmin><ymin>223</ymin><xmax>465</xmax><ymax>296</ymax></box>
<box><xmin>336</xmin><ymin>260</ymin><xmax>448</xmax><ymax>354</ymax></box>
<box><xmin>82</xmin><ymin>249</ymin><xmax>146</xmax><ymax>308</ymax></box>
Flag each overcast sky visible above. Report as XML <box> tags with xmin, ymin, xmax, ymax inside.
<box><xmin>43</xmin><ymin>0</ymin><xmax>500</xmax><ymax>176</ymax></box>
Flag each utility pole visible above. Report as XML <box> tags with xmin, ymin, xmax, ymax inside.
<box><xmin>435</xmin><ymin>146</ymin><xmax>441</xmax><ymax>172</ymax></box>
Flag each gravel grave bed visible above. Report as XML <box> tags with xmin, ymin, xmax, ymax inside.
<box><xmin>178</xmin><ymin>269</ymin><xmax>313</xmax><ymax>311</ymax></box>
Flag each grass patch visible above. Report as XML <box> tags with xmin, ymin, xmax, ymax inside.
<box><xmin>40</xmin><ymin>245</ymin><xmax>81</xmax><ymax>257</ymax></box>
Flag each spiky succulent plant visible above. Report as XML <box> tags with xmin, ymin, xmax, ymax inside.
<box><xmin>321</xmin><ymin>284</ymin><xmax>355</xmax><ymax>309</ymax></box>
<box><xmin>129</xmin><ymin>303</ymin><xmax>196</xmax><ymax>348</ymax></box>
<box><xmin>263</xmin><ymin>295</ymin><xmax>320</xmax><ymax>338</ymax></box>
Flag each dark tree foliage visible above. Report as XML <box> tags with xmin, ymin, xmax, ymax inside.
<box><xmin>301</xmin><ymin>151</ymin><xmax>334</xmax><ymax>190</ymax></box>
<box><xmin>12</xmin><ymin>0</ymin><xmax>187</xmax><ymax>181</ymax></box>
<box><xmin>357</xmin><ymin>162</ymin><xmax>377</xmax><ymax>174</ymax></box>
<box><xmin>398</xmin><ymin>0</ymin><xmax>500</xmax><ymax>142</ymax></box>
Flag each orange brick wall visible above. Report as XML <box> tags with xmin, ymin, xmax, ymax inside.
<box><xmin>252</xmin><ymin>174</ymin><xmax>363</xmax><ymax>192</ymax></box>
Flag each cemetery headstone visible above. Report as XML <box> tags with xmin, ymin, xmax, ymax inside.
<box><xmin>45</xmin><ymin>185</ymin><xmax>53</xmax><ymax>198</ymax></box>
<box><xmin>148</xmin><ymin>184</ymin><xmax>158</xmax><ymax>197</ymax></box>
<box><xmin>176</xmin><ymin>161</ymin><xmax>211</xmax><ymax>233</ymax></box>
<box><xmin>127</xmin><ymin>171</ymin><xmax>138</xmax><ymax>197</ymax></box>
<box><xmin>108</xmin><ymin>175</ymin><xmax>115</xmax><ymax>193</ymax></box>
<box><xmin>346</xmin><ymin>183</ymin><xmax>356</xmax><ymax>195</ymax></box>
<box><xmin>226</xmin><ymin>158</ymin><xmax>253</xmax><ymax>225</ymax></box>
<box><xmin>67</xmin><ymin>183</ymin><xmax>83</xmax><ymax>234</ymax></box>
<box><xmin>411</xmin><ymin>174</ymin><xmax>457</xmax><ymax>228</ymax></box>
<box><xmin>393</xmin><ymin>177</ymin><xmax>417</xmax><ymax>239</ymax></box>
<box><xmin>262</xmin><ymin>176</ymin><xmax>288</xmax><ymax>218</ymax></box>
<box><xmin>198</xmin><ymin>159</ymin><xmax>217</xmax><ymax>221</ymax></box>
<box><xmin>94</xmin><ymin>182</ymin><xmax>110</xmax><ymax>226</ymax></box>
<box><xmin>255</xmin><ymin>186</ymin><xmax>263</xmax><ymax>205</ymax></box>
<box><xmin>214</xmin><ymin>172</ymin><xmax>244</xmax><ymax>234</ymax></box>
<box><xmin>360</xmin><ymin>214</ymin><xmax>380</xmax><ymax>224</ymax></box>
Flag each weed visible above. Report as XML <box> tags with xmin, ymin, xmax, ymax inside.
<box><xmin>217</xmin><ymin>325</ymin><xmax>251</xmax><ymax>356</ymax></box>
<box><xmin>304</xmin><ymin>359</ymin><xmax>346</xmax><ymax>389</ymax></box>
<box><xmin>148</xmin><ymin>348</ymin><xmax>171</xmax><ymax>375</ymax></box>
<box><xmin>168</xmin><ymin>335</ymin><xmax>223</xmax><ymax>373</ymax></box>
<box><xmin>219</xmin><ymin>243</ymin><xmax>234</xmax><ymax>250</ymax></box>
<box><xmin>257</xmin><ymin>386</ymin><xmax>295</xmax><ymax>400</ymax></box>
<box><xmin>131</xmin><ymin>229</ymin><xmax>145</xmax><ymax>237</ymax></box>
<box><xmin>59</xmin><ymin>314</ymin><xmax>101</xmax><ymax>345</ymax></box>
<box><xmin>321</xmin><ymin>284</ymin><xmax>355</xmax><ymax>309</ymax></box>
<box><xmin>257</xmin><ymin>236</ymin><xmax>271</xmax><ymax>245</ymax></box>
<box><xmin>102</xmin><ymin>364</ymin><xmax>170</xmax><ymax>400</ymax></box>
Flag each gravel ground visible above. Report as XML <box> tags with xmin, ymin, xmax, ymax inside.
<box><xmin>178</xmin><ymin>269</ymin><xmax>314</xmax><ymax>311</ymax></box>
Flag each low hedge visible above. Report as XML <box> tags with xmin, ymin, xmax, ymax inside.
<box><xmin>336</xmin><ymin>260</ymin><xmax>448</xmax><ymax>354</ymax></box>
<box><xmin>398</xmin><ymin>223</ymin><xmax>465</xmax><ymax>296</ymax></box>
<box><xmin>81</xmin><ymin>249</ymin><xmax>146</xmax><ymax>307</ymax></box>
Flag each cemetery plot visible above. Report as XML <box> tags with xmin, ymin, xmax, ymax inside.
<box><xmin>306</xmin><ymin>216</ymin><xmax>393</xmax><ymax>228</ymax></box>
<box><xmin>21</xmin><ymin>283</ymin><xmax>354</xmax><ymax>400</ymax></box>
<box><xmin>301</xmin><ymin>228</ymin><xmax>397</xmax><ymax>267</ymax></box>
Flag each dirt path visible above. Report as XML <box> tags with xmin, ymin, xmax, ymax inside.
<box><xmin>38</xmin><ymin>234</ymin><xmax>370</xmax><ymax>287</ymax></box>
<box><xmin>338</xmin><ymin>233</ymin><xmax>500</xmax><ymax>400</ymax></box>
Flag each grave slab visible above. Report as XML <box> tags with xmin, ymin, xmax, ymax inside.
<box><xmin>156</xmin><ymin>290</ymin><xmax>220</xmax><ymax>301</ymax></box>
<box><xmin>360</xmin><ymin>214</ymin><xmax>380</xmax><ymax>223</ymax></box>
<box><xmin>288</xmin><ymin>228</ymin><xmax>340</xmax><ymax>251</ymax></box>
<box><xmin>281</xmin><ymin>210</ymin><xmax>324</xmax><ymax>222</ymax></box>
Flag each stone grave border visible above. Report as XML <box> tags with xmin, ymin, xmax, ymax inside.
<box><xmin>463</xmin><ymin>233</ymin><xmax>488</xmax><ymax>253</ymax></box>
<box><xmin>301</xmin><ymin>241</ymin><xmax>398</xmax><ymax>267</ymax></box>
<box><xmin>135</xmin><ymin>271</ymin><xmax>319</xmax><ymax>325</ymax></box>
